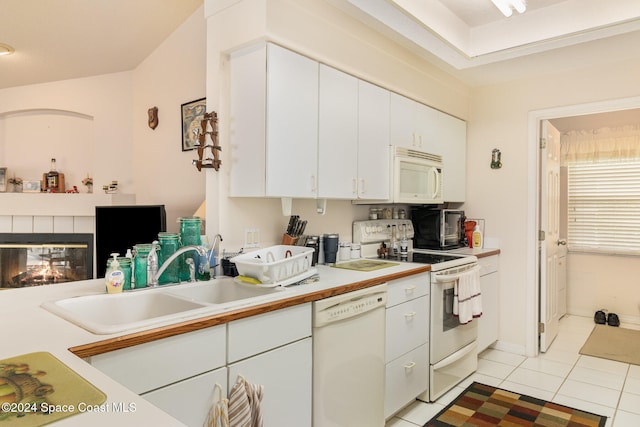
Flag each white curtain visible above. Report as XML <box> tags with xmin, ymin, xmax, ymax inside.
<box><xmin>561</xmin><ymin>125</ymin><xmax>640</xmax><ymax>164</ymax></box>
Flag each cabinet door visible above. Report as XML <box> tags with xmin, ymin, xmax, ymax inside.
<box><xmin>318</xmin><ymin>65</ymin><xmax>358</xmax><ymax>199</ymax></box>
<box><xmin>358</xmin><ymin>80</ymin><xmax>390</xmax><ymax>200</ymax></box>
<box><xmin>414</xmin><ymin>102</ymin><xmax>441</xmax><ymax>153</ymax></box>
<box><xmin>438</xmin><ymin>113</ymin><xmax>467</xmax><ymax>202</ymax></box>
<box><xmin>229</xmin><ymin>44</ymin><xmax>267</xmax><ymax>197</ymax></box>
<box><xmin>477</xmin><ymin>256</ymin><xmax>499</xmax><ymax>353</ymax></box>
<box><xmin>228</xmin><ymin>338</ymin><xmax>312</xmax><ymax>427</ymax></box>
<box><xmin>390</xmin><ymin>92</ymin><xmax>416</xmax><ymax>149</ymax></box>
<box><xmin>266</xmin><ymin>44</ymin><xmax>319</xmax><ymax>198</ymax></box>
<box><xmin>142</xmin><ymin>367</ymin><xmax>227</xmax><ymax>427</ymax></box>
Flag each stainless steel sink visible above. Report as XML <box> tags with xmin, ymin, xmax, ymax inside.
<box><xmin>165</xmin><ymin>280</ymin><xmax>287</xmax><ymax>307</ymax></box>
<box><xmin>41</xmin><ymin>291</ymin><xmax>212</xmax><ymax>335</ymax></box>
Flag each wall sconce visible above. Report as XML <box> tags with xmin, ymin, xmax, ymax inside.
<box><xmin>490</xmin><ymin>0</ymin><xmax>526</xmax><ymax>17</ymax></box>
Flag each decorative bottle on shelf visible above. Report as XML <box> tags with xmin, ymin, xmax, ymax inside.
<box><xmin>46</xmin><ymin>158</ymin><xmax>60</xmax><ymax>192</ymax></box>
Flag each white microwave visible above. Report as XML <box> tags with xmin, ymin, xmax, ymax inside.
<box><xmin>391</xmin><ymin>146</ymin><xmax>443</xmax><ymax>204</ymax></box>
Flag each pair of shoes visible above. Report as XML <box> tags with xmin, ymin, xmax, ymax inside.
<box><xmin>594</xmin><ymin>310</ymin><xmax>607</xmax><ymax>324</ymax></box>
<box><xmin>607</xmin><ymin>313</ymin><xmax>620</xmax><ymax>327</ymax></box>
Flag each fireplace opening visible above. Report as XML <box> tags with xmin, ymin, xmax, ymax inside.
<box><xmin>0</xmin><ymin>233</ymin><xmax>94</xmax><ymax>288</ymax></box>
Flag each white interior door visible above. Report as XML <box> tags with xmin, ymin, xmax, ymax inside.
<box><xmin>539</xmin><ymin>120</ymin><xmax>561</xmax><ymax>352</ymax></box>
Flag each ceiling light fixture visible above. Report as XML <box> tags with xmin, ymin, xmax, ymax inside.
<box><xmin>0</xmin><ymin>43</ymin><xmax>15</xmax><ymax>56</ymax></box>
<box><xmin>490</xmin><ymin>0</ymin><xmax>526</xmax><ymax>18</ymax></box>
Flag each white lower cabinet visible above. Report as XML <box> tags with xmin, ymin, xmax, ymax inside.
<box><xmin>89</xmin><ymin>304</ymin><xmax>313</xmax><ymax>427</ymax></box>
<box><xmin>227</xmin><ymin>303</ymin><xmax>312</xmax><ymax>427</ymax></box>
<box><xmin>142</xmin><ymin>367</ymin><xmax>227</xmax><ymax>427</ymax></box>
<box><xmin>477</xmin><ymin>255</ymin><xmax>499</xmax><ymax>353</ymax></box>
<box><xmin>384</xmin><ymin>274</ymin><xmax>430</xmax><ymax>418</ymax></box>
<box><xmin>228</xmin><ymin>338</ymin><xmax>312</xmax><ymax>426</ymax></box>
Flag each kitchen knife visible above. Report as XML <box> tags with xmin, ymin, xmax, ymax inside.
<box><xmin>298</xmin><ymin>220</ymin><xmax>307</xmax><ymax>237</ymax></box>
<box><xmin>286</xmin><ymin>215</ymin><xmax>298</xmax><ymax>235</ymax></box>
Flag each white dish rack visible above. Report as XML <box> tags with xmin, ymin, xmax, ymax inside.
<box><xmin>231</xmin><ymin>245</ymin><xmax>315</xmax><ymax>286</ymax></box>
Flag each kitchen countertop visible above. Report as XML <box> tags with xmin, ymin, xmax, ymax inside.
<box><xmin>0</xmin><ymin>258</ymin><xmax>438</xmax><ymax>426</ymax></box>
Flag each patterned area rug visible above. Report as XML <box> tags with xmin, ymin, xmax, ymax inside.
<box><xmin>424</xmin><ymin>382</ymin><xmax>606</xmax><ymax>427</ymax></box>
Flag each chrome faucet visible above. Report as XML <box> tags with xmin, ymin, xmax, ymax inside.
<box><xmin>147</xmin><ymin>245</ymin><xmax>208</xmax><ymax>287</ymax></box>
<box><xmin>208</xmin><ymin>234</ymin><xmax>223</xmax><ymax>278</ymax></box>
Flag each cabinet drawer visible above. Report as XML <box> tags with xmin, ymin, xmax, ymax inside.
<box><xmin>228</xmin><ymin>303</ymin><xmax>311</xmax><ymax>363</ymax></box>
<box><xmin>142</xmin><ymin>367</ymin><xmax>227</xmax><ymax>427</ymax></box>
<box><xmin>478</xmin><ymin>255</ymin><xmax>498</xmax><ymax>276</ymax></box>
<box><xmin>89</xmin><ymin>325</ymin><xmax>226</xmax><ymax>394</ymax></box>
<box><xmin>385</xmin><ymin>295</ymin><xmax>429</xmax><ymax>362</ymax></box>
<box><xmin>384</xmin><ymin>343</ymin><xmax>429</xmax><ymax>418</ymax></box>
<box><xmin>386</xmin><ymin>274</ymin><xmax>429</xmax><ymax>308</ymax></box>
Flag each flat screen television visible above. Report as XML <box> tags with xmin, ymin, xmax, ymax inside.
<box><xmin>95</xmin><ymin>205</ymin><xmax>167</xmax><ymax>277</ymax></box>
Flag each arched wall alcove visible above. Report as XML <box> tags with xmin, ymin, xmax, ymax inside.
<box><xmin>0</xmin><ymin>108</ymin><xmax>94</xmax><ymax>190</ymax></box>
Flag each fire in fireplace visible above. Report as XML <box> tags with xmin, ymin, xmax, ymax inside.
<box><xmin>0</xmin><ymin>234</ymin><xmax>93</xmax><ymax>288</ymax></box>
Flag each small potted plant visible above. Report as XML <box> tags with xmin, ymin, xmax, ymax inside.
<box><xmin>81</xmin><ymin>175</ymin><xmax>93</xmax><ymax>193</ymax></box>
<box><xmin>8</xmin><ymin>176</ymin><xmax>23</xmax><ymax>192</ymax></box>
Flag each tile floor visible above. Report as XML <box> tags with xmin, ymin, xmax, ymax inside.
<box><xmin>385</xmin><ymin>315</ymin><xmax>640</xmax><ymax>427</ymax></box>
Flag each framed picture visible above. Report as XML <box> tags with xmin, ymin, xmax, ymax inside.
<box><xmin>0</xmin><ymin>168</ymin><xmax>6</xmax><ymax>192</ymax></box>
<box><xmin>181</xmin><ymin>97</ymin><xmax>206</xmax><ymax>151</ymax></box>
<box><xmin>23</xmin><ymin>180</ymin><xmax>42</xmax><ymax>193</ymax></box>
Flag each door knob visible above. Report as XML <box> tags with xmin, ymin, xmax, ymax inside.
<box><xmin>557</xmin><ymin>239</ymin><xmax>567</xmax><ymax>246</ymax></box>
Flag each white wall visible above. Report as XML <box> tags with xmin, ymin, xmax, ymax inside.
<box><xmin>132</xmin><ymin>6</ymin><xmax>207</xmax><ymax>232</ymax></box>
<box><xmin>467</xmin><ymin>56</ymin><xmax>640</xmax><ymax>354</ymax></box>
<box><xmin>0</xmin><ymin>73</ymin><xmax>134</xmax><ymax>193</ymax></box>
<box><xmin>204</xmin><ymin>0</ymin><xmax>472</xmax><ymax>251</ymax></box>
<box><xmin>567</xmin><ymin>253</ymin><xmax>640</xmax><ymax>324</ymax></box>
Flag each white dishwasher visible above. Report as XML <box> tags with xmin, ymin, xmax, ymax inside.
<box><xmin>313</xmin><ymin>283</ymin><xmax>387</xmax><ymax>427</ymax></box>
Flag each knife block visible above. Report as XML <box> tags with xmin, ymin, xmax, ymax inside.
<box><xmin>281</xmin><ymin>234</ymin><xmax>298</xmax><ymax>245</ymax></box>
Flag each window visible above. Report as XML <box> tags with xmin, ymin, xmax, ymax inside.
<box><xmin>567</xmin><ymin>158</ymin><xmax>640</xmax><ymax>255</ymax></box>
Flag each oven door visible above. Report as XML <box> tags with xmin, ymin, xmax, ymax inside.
<box><xmin>430</xmin><ymin>268</ymin><xmax>478</xmax><ymax>364</ymax></box>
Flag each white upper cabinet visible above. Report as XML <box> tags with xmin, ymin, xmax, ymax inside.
<box><xmin>229</xmin><ymin>43</ymin><xmax>319</xmax><ymax>198</ymax></box>
<box><xmin>437</xmin><ymin>113</ymin><xmax>466</xmax><ymax>202</ymax></box>
<box><xmin>318</xmin><ymin>65</ymin><xmax>358</xmax><ymax>199</ymax></box>
<box><xmin>389</xmin><ymin>92</ymin><xmax>466</xmax><ymax>202</ymax></box>
<box><xmin>317</xmin><ymin>66</ymin><xmax>390</xmax><ymax>200</ymax></box>
<box><xmin>266</xmin><ymin>44</ymin><xmax>319</xmax><ymax>198</ymax></box>
<box><xmin>230</xmin><ymin>43</ymin><xmax>463</xmax><ymax>202</ymax></box>
<box><xmin>390</xmin><ymin>92</ymin><xmax>418</xmax><ymax>149</ymax></box>
<box><xmin>357</xmin><ymin>80</ymin><xmax>390</xmax><ymax>200</ymax></box>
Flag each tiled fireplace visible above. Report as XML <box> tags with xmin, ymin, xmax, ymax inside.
<box><xmin>0</xmin><ymin>193</ymin><xmax>135</xmax><ymax>287</ymax></box>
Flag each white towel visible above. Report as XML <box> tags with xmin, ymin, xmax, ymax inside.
<box><xmin>205</xmin><ymin>384</ymin><xmax>229</xmax><ymax>427</ymax></box>
<box><xmin>228</xmin><ymin>376</ymin><xmax>264</xmax><ymax>427</ymax></box>
<box><xmin>453</xmin><ymin>267</ymin><xmax>482</xmax><ymax>324</ymax></box>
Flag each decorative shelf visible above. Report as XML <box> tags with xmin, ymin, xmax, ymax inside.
<box><xmin>0</xmin><ymin>193</ymin><xmax>136</xmax><ymax>217</ymax></box>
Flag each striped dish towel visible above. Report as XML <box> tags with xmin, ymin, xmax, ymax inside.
<box><xmin>228</xmin><ymin>375</ymin><xmax>264</xmax><ymax>427</ymax></box>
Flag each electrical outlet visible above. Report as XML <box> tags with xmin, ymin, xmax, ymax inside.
<box><xmin>244</xmin><ymin>228</ymin><xmax>260</xmax><ymax>248</ymax></box>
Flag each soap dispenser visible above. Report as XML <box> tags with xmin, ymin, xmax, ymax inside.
<box><xmin>472</xmin><ymin>225</ymin><xmax>483</xmax><ymax>249</ymax></box>
<box><xmin>105</xmin><ymin>253</ymin><xmax>125</xmax><ymax>294</ymax></box>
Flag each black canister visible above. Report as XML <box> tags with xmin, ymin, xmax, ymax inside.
<box><xmin>323</xmin><ymin>233</ymin><xmax>339</xmax><ymax>264</ymax></box>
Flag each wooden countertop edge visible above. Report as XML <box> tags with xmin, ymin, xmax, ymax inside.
<box><xmin>69</xmin><ymin>265</ymin><xmax>432</xmax><ymax>359</ymax></box>
<box><xmin>476</xmin><ymin>249</ymin><xmax>500</xmax><ymax>257</ymax></box>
